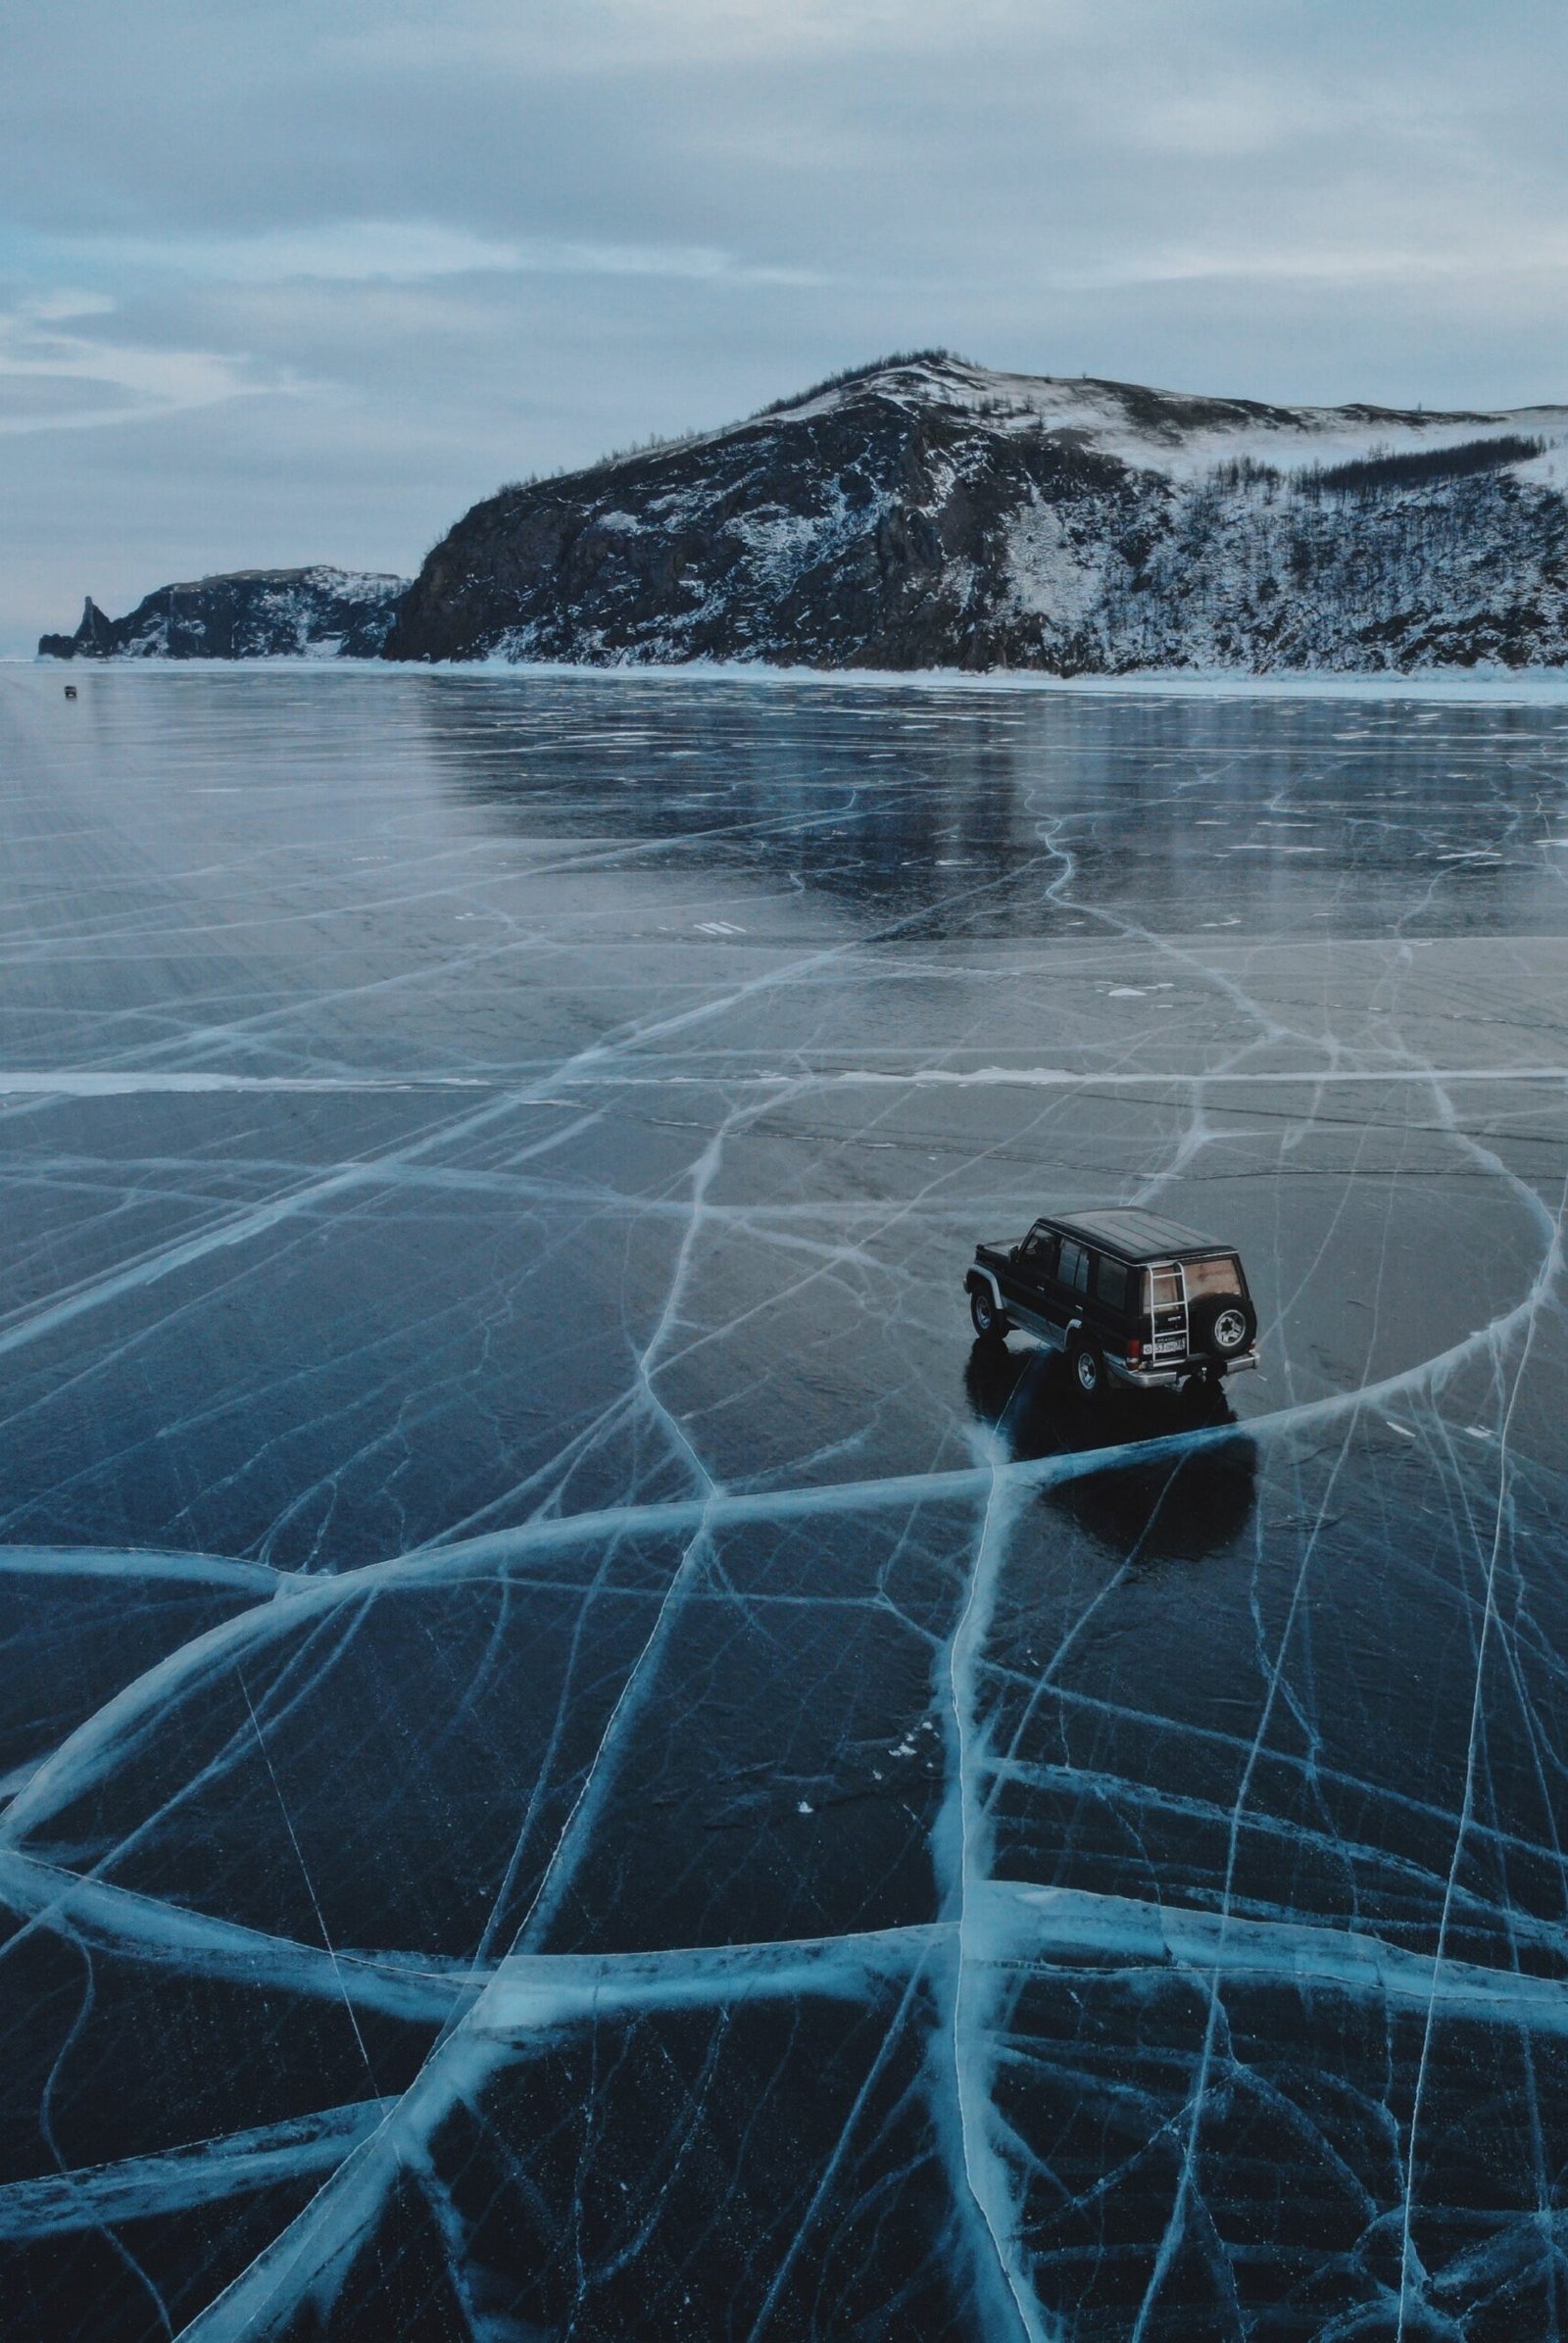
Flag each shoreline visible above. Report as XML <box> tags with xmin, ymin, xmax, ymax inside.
<box><xmin>12</xmin><ymin>654</ymin><xmax>1568</xmax><ymax>706</ymax></box>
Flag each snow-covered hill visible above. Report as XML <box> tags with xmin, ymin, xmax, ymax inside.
<box><xmin>385</xmin><ymin>355</ymin><xmax>1568</xmax><ymax>673</ymax></box>
<box><xmin>39</xmin><ymin>566</ymin><xmax>409</xmax><ymax>661</ymax></box>
<box><xmin>38</xmin><ymin>361</ymin><xmax>1568</xmax><ymax>674</ymax></box>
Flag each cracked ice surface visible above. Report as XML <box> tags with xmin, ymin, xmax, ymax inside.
<box><xmin>3</xmin><ymin>666</ymin><xmax>1568</xmax><ymax>2339</ymax></box>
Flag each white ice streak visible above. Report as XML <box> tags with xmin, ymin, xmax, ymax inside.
<box><xmin>0</xmin><ymin>2101</ymin><xmax>400</xmax><ymax>2241</ymax></box>
<box><xmin>934</xmin><ymin>1457</ymin><xmax>1054</xmax><ymax>2343</ymax></box>
<box><xmin>0</xmin><ymin>1074</ymin><xmax>492</xmax><ymax>1096</ymax></box>
<box><xmin>978</xmin><ymin>1882</ymin><xmax>1568</xmax><ymax>2038</ymax></box>
<box><xmin>0</xmin><ymin>1543</ymin><xmax>277</xmax><ymax>1592</ymax></box>
<box><xmin>0</xmin><ymin>1851</ymin><xmax>473</xmax><ymax>2023</ymax></box>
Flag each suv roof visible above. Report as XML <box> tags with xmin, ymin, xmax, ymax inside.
<box><xmin>1047</xmin><ymin>1208</ymin><xmax>1229</xmax><ymax>1264</ymax></box>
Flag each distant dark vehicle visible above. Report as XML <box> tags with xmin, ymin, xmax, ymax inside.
<box><xmin>965</xmin><ymin>1208</ymin><xmax>1259</xmax><ymax>1401</ymax></box>
<box><xmin>63</xmin><ymin>684</ymin><xmax>77</xmax><ymax>700</ymax></box>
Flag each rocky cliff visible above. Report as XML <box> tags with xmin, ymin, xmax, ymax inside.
<box><xmin>383</xmin><ymin>356</ymin><xmax>1568</xmax><ymax>673</ymax></box>
<box><xmin>39</xmin><ymin>566</ymin><xmax>409</xmax><ymax>660</ymax></box>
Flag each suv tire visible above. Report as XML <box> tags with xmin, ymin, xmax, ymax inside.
<box><xmin>1190</xmin><ymin>1294</ymin><xmax>1257</xmax><ymax>1362</ymax></box>
<box><xmin>970</xmin><ymin>1285</ymin><xmax>1009</xmax><ymax>1342</ymax></box>
<box><xmin>1068</xmin><ymin>1335</ymin><xmax>1105</xmax><ymax>1401</ymax></box>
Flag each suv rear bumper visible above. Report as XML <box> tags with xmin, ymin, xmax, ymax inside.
<box><xmin>1108</xmin><ymin>1350</ymin><xmax>1259</xmax><ymax>1390</ymax></box>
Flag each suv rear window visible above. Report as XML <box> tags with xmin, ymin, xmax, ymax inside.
<box><xmin>1184</xmin><ymin>1255</ymin><xmax>1243</xmax><ymax>1299</ymax></box>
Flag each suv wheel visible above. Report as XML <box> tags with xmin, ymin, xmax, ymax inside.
<box><xmin>970</xmin><ymin>1286</ymin><xmax>1008</xmax><ymax>1342</ymax></box>
<box><xmin>1068</xmin><ymin>1335</ymin><xmax>1104</xmax><ymax>1401</ymax></box>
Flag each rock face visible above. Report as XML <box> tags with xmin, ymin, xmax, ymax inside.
<box><xmin>383</xmin><ymin>356</ymin><xmax>1568</xmax><ymax>673</ymax></box>
<box><xmin>38</xmin><ymin>567</ymin><xmax>409</xmax><ymax>660</ymax></box>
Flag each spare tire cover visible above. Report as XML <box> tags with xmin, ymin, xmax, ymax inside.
<box><xmin>1190</xmin><ymin>1292</ymin><xmax>1257</xmax><ymax>1358</ymax></box>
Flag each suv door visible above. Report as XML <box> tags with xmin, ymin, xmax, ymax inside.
<box><xmin>1043</xmin><ymin>1236</ymin><xmax>1093</xmax><ymax>1340</ymax></box>
<box><xmin>999</xmin><ymin>1222</ymin><xmax>1057</xmax><ymax>1317</ymax></box>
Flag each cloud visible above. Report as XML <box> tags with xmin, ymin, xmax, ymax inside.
<box><xmin>1031</xmin><ymin>233</ymin><xmax>1568</xmax><ymax>298</ymax></box>
<box><xmin>329</xmin><ymin>0</ymin><xmax>1042</xmax><ymax>73</ymax></box>
<box><xmin>0</xmin><ymin>295</ymin><xmax>285</xmax><ymax>436</ymax></box>
<box><xmin>45</xmin><ymin>220</ymin><xmax>822</xmax><ymax>289</ymax></box>
<box><xmin>17</xmin><ymin>289</ymin><xmax>118</xmax><ymax>322</ymax></box>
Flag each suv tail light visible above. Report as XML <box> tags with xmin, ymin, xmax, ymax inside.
<box><xmin>1126</xmin><ymin>1335</ymin><xmax>1144</xmax><ymax>1364</ymax></box>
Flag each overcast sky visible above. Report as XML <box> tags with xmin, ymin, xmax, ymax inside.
<box><xmin>6</xmin><ymin>0</ymin><xmax>1568</xmax><ymax>653</ymax></box>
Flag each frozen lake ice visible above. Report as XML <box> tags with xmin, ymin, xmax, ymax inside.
<box><xmin>3</xmin><ymin>662</ymin><xmax>1568</xmax><ymax>2338</ymax></box>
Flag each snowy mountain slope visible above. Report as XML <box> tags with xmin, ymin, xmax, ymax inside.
<box><xmin>384</xmin><ymin>356</ymin><xmax>1568</xmax><ymax>673</ymax></box>
<box><xmin>39</xmin><ymin>567</ymin><xmax>409</xmax><ymax>660</ymax></box>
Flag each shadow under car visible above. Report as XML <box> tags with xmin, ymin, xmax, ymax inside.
<box><xmin>964</xmin><ymin>1338</ymin><xmax>1259</xmax><ymax>1567</ymax></box>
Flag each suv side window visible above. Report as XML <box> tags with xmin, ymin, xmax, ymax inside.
<box><xmin>1096</xmin><ymin>1256</ymin><xmax>1130</xmax><ymax>1312</ymax></box>
<box><xmin>1057</xmin><ymin>1240</ymin><xmax>1091</xmax><ymax>1296</ymax></box>
<box><xmin>1019</xmin><ymin>1225</ymin><xmax>1059</xmax><ymax>1276</ymax></box>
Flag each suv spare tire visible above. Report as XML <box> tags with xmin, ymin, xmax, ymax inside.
<box><xmin>1190</xmin><ymin>1293</ymin><xmax>1257</xmax><ymax>1361</ymax></box>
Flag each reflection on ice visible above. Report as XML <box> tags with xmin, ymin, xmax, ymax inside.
<box><xmin>3</xmin><ymin>665</ymin><xmax>1568</xmax><ymax>2338</ymax></box>
<box><xmin>963</xmin><ymin>1338</ymin><xmax>1259</xmax><ymax>1564</ymax></box>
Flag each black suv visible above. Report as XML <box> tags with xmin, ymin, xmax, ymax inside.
<box><xmin>964</xmin><ymin>1208</ymin><xmax>1259</xmax><ymax>1400</ymax></box>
